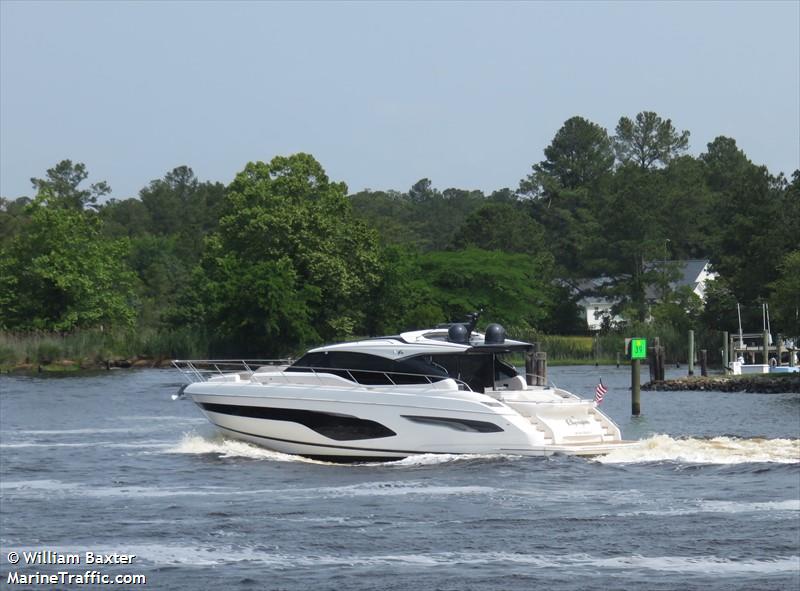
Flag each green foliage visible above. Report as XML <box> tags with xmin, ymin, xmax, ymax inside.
<box><xmin>614</xmin><ymin>111</ymin><xmax>690</xmax><ymax>169</ymax></box>
<box><xmin>452</xmin><ymin>202</ymin><xmax>547</xmax><ymax>255</ymax></box>
<box><xmin>702</xmin><ymin>137</ymin><xmax>786</xmax><ymax>305</ymax></box>
<box><xmin>350</xmin><ymin>180</ymin><xmax>485</xmax><ymax>251</ymax></box>
<box><xmin>0</xmin><ymin>202</ymin><xmax>136</xmax><ymax>331</ymax></box>
<box><xmin>700</xmin><ymin>277</ymin><xmax>739</xmax><ymax>332</ymax></box>
<box><xmin>30</xmin><ymin>159</ymin><xmax>110</xmax><ymax>210</ymax></box>
<box><xmin>2</xmin><ymin>122</ymin><xmax>794</xmax><ymax>362</ymax></box>
<box><xmin>196</xmin><ymin>154</ymin><xmax>383</xmax><ymax>355</ymax></box>
<box><xmin>100</xmin><ymin>198</ymin><xmax>152</xmax><ymax>238</ymax></box>
<box><xmin>416</xmin><ymin>248</ymin><xmax>555</xmax><ymax>330</ymax></box>
<box><xmin>0</xmin><ymin>197</ymin><xmax>32</xmax><ymax>246</ymax></box>
<box><xmin>0</xmin><ymin>327</ymin><xmax>211</xmax><ymax>367</ymax></box>
<box><xmin>520</xmin><ymin>115</ymin><xmax>614</xmax><ymax>193</ymax></box>
<box><xmin>362</xmin><ymin>245</ymin><xmax>443</xmax><ymax>336</ymax></box>
<box><xmin>769</xmin><ymin>250</ymin><xmax>800</xmax><ymax>337</ymax></box>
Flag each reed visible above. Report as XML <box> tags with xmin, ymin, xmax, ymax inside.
<box><xmin>0</xmin><ymin>327</ymin><xmax>212</xmax><ymax>368</ymax></box>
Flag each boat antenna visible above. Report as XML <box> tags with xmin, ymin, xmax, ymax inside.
<box><xmin>465</xmin><ymin>309</ymin><xmax>483</xmax><ymax>335</ymax></box>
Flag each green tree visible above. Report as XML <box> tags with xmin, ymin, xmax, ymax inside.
<box><xmin>197</xmin><ymin>154</ymin><xmax>382</xmax><ymax>354</ymax></box>
<box><xmin>520</xmin><ymin>116</ymin><xmax>614</xmax><ymax>193</ymax></box>
<box><xmin>518</xmin><ymin>117</ymin><xmax>616</xmax><ymax>280</ymax></box>
<box><xmin>100</xmin><ymin>198</ymin><xmax>153</xmax><ymax>238</ymax></box>
<box><xmin>138</xmin><ymin>166</ymin><xmax>225</xmax><ymax>254</ymax></box>
<box><xmin>769</xmin><ymin>250</ymin><xmax>800</xmax><ymax>337</ymax></box>
<box><xmin>614</xmin><ymin>111</ymin><xmax>690</xmax><ymax>169</ymax></box>
<box><xmin>701</xmin><ymin>137</ymin><xmax>786</xmax><ymax>304</ymax></box>
<box><xmin>349</xmin><ymin>189</ymin><xmax>419</xmax><ymax>246</ymax></box>
<box><xmin>416</xmin><ymin>248</ymin><xmax>555</xmax><ymax>331</ymax></box>
<box><xmin>362</xmin><ymin>245</ymin><xmax>444</xmax><ymax>335</ymax></box>
<box><xmin>0</xmin><ymin>201</ymin><xmax>136</xmax><ymax>331</ymax></box>
<box><xmin>0</xmin><ymin>197</ymin><xmax>32</xmax><ymax>246</ymax></box>
<box><xmin>452</xmin><ymin>202</ymin><xmax>547</xmax><ymax>255</ymax></box>
<box><xmin>595</xmin><ymin>165</ymin><xmax>669</xmax><ymax>322</ymax></box>
<box><xmin>659</xmin><ymin>156</ymin><xmax>715</xmax><ymax>258</ymax></box>
<box><xmin>30</xmin><ymin>160</ymin><xmax>110</xmax><ymax>210</ymax></box>
<box><xmin>700</xmin><ymin>276</ymin><xmax>739</xmax><ymax>333</ymax></box>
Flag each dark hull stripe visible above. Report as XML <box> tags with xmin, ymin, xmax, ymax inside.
<box><xmin>208</xmin><ymin>421</ymin><xmax>439</xmax><ymax>455</ymax></box>
<box><xmin>199</xmin><ymin>401</ymin><xmax>396</xmax><ymax>441</ymax></box>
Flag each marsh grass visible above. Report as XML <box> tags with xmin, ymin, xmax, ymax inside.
<box><xmin>0</xmin><ymin>327</ymin><xmax>211</xmax><ymax>368</ymax></box>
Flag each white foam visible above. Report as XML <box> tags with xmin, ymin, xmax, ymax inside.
<box><xmin>699</xmin><ymin>499</ymin><xmax>800</xmax><ymax>513</ymax></box>
<box><xmin>304</xmin><ymin>481</ymin><xmax>494</xmax><ymax>498</ymax></box>
<box><xmin>166</xmin><ymin>433</ymin><xmax>329</xmax><ymax>463</ymax></box>
<box><xmin>0</xmin><ymin>476</ymin><xmax>493</xmax><ymax>501</ymax></box>
<box><xmin>615</xmin><ymin>498</ymin><xmax>800</xmax><ymax>518</ymax></box>
<box><xmin>384</xmin><ymin>453</ymin><xmax>516</xmax><ymax>467</ymax></box>
<box><xmin>0</xmin><ymin>479</ymin><xmax>80</xmax><ymax>493</ymax></box>
<box><xmin>598</xmin><ymin>434</ymin><xmax>800</xmax><ymax>464</ymax></box>
<box><xmin>9</xmin><ymin>545</ymin><xmax>794</xmax><ymax>574</ymax></box>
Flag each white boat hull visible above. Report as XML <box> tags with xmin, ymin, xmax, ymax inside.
<box><xmin>185</xmin><ymin>377</ymin><xmax>635</xmax><ymax>461</ymax></box>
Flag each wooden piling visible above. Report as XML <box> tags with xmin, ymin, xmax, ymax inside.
<box><xmin>700</xmin><ymin>349</ymin><xmax>708</xmax><ymax>376</ymax></box>
<box><xmin>763</xmin><ymin>330</ymin><xmax>770</xmax><ymax>365</ymax></box>
<box><xmin>688</xmin><ymin>330</ymin><xmax>695</xmax><ymax>376</ymax></box>
<box><xmin>648</xmin><ymin>346</ymin><xmax>656</xmax><ymax>382</ymax></box>
<box><xmin>722</xmin><ymin>331</ymin><xmax>729</xmax><ymax>372</ymax></box>
<box><xmin>632</xmin><ymin>358</ymin><xmax>641</xmax><ymax>415</ymax></box>
<box><xmin>535</xmin><ymin>352</ymin><xmax>547</xmax><ymax>386</ymax></box>
<box><xmin>525</xmin><ymin>352</ymin><xmax>534</xmax><ymax>386</ymax></box>
<box><xmin>616</xmin><ymin>352</ymin><xmax>620</xmax><ymax>368</ymax></box>
<box><xmin>777</xmin><ymin>334</ymin><xmax>784</xmax><ymax>366</ymax></box>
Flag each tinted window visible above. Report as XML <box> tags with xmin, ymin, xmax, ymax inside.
<box><xmin>289</xmin><ymin>352</ymin><xmax>448</xmax><ymax>385</ymax></box>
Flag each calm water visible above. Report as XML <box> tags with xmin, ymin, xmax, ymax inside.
<box><xmin>1</xmin><ymin>367</ymin><xmax>798</xmax><ymax>590</ymax></box>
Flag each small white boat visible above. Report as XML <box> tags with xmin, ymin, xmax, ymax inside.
<box><xmin>173</xmin><ymin>323</ymin><xmax>636</xmax><ymax>462</ymax></box>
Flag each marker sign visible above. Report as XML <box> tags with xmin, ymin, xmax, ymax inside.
<box><xmin>630</xmin><ymin>338</ymin><xmax>648</xmax><ymax>360</ymax></box>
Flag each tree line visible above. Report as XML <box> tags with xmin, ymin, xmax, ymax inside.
<box><xmin>1</xmin><ymin>111</ymin><xmax>798</xmax><ymax>358</ymax></box>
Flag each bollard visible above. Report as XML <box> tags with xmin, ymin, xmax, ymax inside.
<box><xmin>632</xmin><ymin>358</ymin><xmax>641</xmax><ymax>415</ymax></box>
<box><xmin>688</xmin><ymin>330</ymin><xmax>695</xmax><ymax>376</ymax></box>
<box><xmin>700</xmin><ymin>349</ymin><xmax>708</xmax><ymax>376</ymax></box>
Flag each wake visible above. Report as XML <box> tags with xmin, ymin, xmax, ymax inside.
<box><xmin>167</xmin><ymin>432</ymin><xmax>799</xmax><ymax>466</ymax></box>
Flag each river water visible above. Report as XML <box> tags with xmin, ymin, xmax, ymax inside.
<box><xmin>1</xmin><ymin>367</ymin><xmax>798</xmax><ymax>590</ymax></box>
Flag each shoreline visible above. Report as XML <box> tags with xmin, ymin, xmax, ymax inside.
<box><xmin>1</xmin><ymin>357</ymin><xmax>172</xmax><ymax>374</ymax></box>
<box><xmin>2</xmin><ymin>357</ymin><xmax>624</xmax><ymax>374</ymax></box>
<box><xmin>643</xmin><ymin>374</ymin><xmax>800</xmax><ymax>394</ymax></box>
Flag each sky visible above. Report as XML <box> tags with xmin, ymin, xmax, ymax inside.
<box><xmin>1</xmin><ymin>0</ymin><xmax>799</xmax><ymax>200</ymax></box>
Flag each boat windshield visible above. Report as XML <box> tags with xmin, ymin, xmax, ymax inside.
<box><xmin>288</xmin><ymin>351</ymin><xmax>449</xmax><ymax>385</ymax></box>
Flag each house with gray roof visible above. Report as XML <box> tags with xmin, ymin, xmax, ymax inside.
<box><xmin>575</xmin><ymin>260</ymin><xmax>716</xmax><ymax>331</ymax></box>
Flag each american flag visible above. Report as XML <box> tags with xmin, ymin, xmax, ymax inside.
<box><xmin>594</xmin><ymin>380</ymin><xmax>608</xmax><ymax>404</ymax></box>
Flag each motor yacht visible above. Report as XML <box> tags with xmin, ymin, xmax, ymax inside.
<box><xmin>173</xmin><ymin>322</ymin><xmax>636</xmax><ymax>461</ymax></box>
